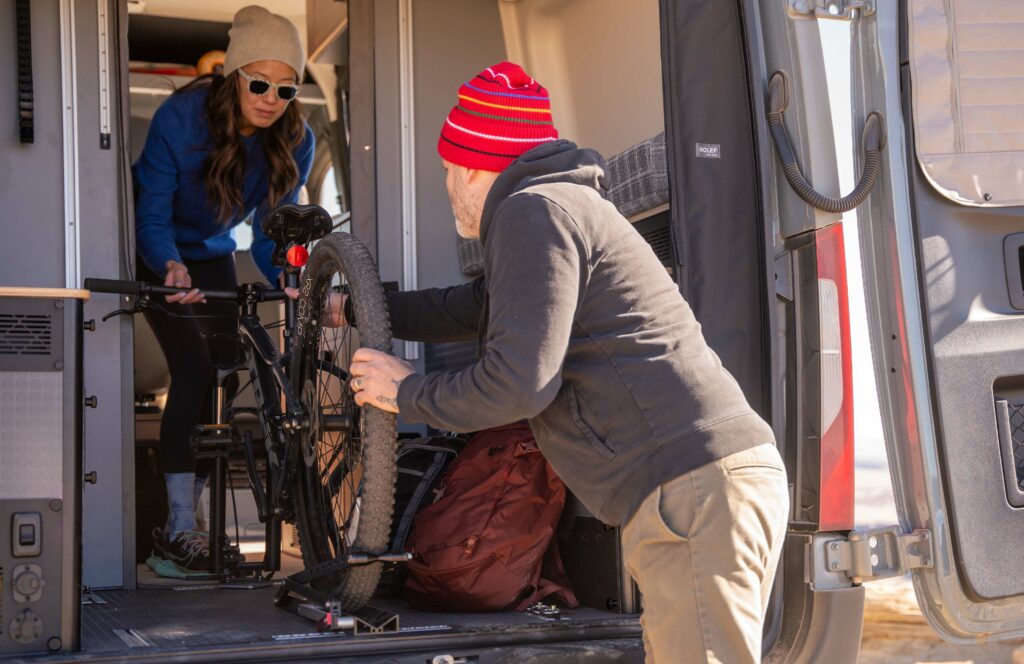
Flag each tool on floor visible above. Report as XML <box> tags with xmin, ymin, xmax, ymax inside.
<box><xmin>273</xmin><ymin>551</ymin><xmax>411</xmax><ymax>633</ymax></box>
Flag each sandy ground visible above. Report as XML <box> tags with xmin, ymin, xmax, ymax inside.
<box><xmin>855</xmin><ymin>466</ymin><xmax>1024</xmax><ymax>663</ymax></box>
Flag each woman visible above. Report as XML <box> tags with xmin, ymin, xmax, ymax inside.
<box><xmin>133</xmin><ymin>5</ymin><xmax>315</xmax><ymax>574</ymax></box>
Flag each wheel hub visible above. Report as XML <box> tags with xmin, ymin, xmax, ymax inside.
<box><xmin>300</xmin><ymin>379</ymin><xmax>320</xmax><ymax>466</ymax></box>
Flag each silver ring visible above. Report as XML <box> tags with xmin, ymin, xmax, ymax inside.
<box><xmin>352</xmin><ymin>377</ymin><xmax>363</xmax><ymax>391</ymax></box>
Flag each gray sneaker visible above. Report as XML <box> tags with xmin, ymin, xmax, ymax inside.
<box><xmin>153</xmin><ymin>529</ymin><xmax>211</xmax><ymax>572</ymax></box>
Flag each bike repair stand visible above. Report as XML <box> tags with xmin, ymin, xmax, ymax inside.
<box><xmin>192</xmin><ymin>423</ymin><xmax>277</xmax><ymax>585</ymax></box>
<box><xmin>273</xmin><ymin>553</ymin><xmax>411</xmax><ymax>634</ymax></box>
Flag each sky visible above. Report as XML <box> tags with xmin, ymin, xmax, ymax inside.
<box><xmin>818</xmin><ymin>21</ymin><xmax>887</xmax><ymax>468</ymax></box>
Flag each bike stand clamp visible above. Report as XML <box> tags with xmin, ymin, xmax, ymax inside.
<box><xmin>273</xmin><ymin>589</ymin><xmax>401</xmax><ymax>634</ymax></box>
<box><xmin>272</xmin><ymin>551</ymin><xmax>411</xmax><ymax>633</ymax></box>
<box><xmin>191</xmin><ymin>425</ymin><xmax>249</xmax><ymax>580</ymax></box>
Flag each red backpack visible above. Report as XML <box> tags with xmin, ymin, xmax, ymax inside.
<box><xmin>403</xmin><ymin>423</ymin><xmax>579</xmax><ymax>612</ymax></box>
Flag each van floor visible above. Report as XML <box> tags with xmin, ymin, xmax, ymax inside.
<box><xmin>69</xmin><ymin>561</ymin><xmax>639</xmax><ymax>661</ymax></box>
<box><xmin>79</xmin><ymin>586</ymin><xmax>628</xmax><ymax>652</ymax></box>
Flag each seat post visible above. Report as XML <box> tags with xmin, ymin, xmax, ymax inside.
<box><xmin>283</xmin><ymin>265</ymin><xmax>300</xmax><ymax>355</ymax></box>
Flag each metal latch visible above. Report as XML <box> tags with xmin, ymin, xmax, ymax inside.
<box><xmin>787</xmin><ymin>0</ymin><xmax>875</xmax><ymax>20</ymax></box>
<box><xmin>824</xmin><ymin>527</ymin><xmax>932</xmax><ymax>583</ymax></box>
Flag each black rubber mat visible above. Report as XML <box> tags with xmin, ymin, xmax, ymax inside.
<box><xmin>79</xmin><ymin>585</ymin><xmax>630</xmax><ymax>655</ymax></box>
<box><xmin>81</xmin><ymin>586</ymin><xmax>308</xmax><ymax>652</ymax></box>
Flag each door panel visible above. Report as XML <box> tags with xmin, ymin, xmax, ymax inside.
<box><xmin>757</xmin><ymin>0</ymin><xmax>843</xmax><ymax>240</ymax></box>
<box><xmin>744</xmin><ymin>2</ymin><xmax>867</xmax><ymax>661</ymax></box>
<box><xmin>852</xmin><ymin>0</ymin><xmax>1024</xmax><ymax>641</ymax></box>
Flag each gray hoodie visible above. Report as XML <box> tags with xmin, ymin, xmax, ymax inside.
<box><xmin>395</xmin><ymin>140</ymin><xmax>774</xmax><ymax>526</ymax></box>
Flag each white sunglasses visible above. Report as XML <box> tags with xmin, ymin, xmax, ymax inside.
<box><xmin>237</xmin><ymin>68</ymin><xmax>300</xmax><ymax>101</ymax></box>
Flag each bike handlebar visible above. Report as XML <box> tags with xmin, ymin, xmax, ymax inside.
<box><xmin>84</xmin><ymin>278</ymin><xmax>286</xmax><ymax>302</ymax></box>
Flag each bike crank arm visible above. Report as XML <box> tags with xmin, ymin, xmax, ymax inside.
<box><xmin>242</xmin><ymin>431</ymin><xmax>272</xmax><ymax>523</ymax></box>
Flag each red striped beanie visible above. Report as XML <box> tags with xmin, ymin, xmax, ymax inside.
<box><xmin>437</xmin><ymin>62</ymin><xmax>559</xmax><ymax>172</ymax></box>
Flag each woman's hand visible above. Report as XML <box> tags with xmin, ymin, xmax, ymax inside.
<box><xmin>164</xmin><ymin>260</ymin><xmax>205</xmax><ymax>304</ymax></box>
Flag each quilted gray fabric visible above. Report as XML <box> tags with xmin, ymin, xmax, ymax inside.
<box><xmin>605</xmin><ymin>132</ymin><xmax>669</xmax><ymax>219</ymax></box>
<box><xmin>456</xmin><ymin>133</ymin><xmax>669</xmax><ymax>276</ymax></box>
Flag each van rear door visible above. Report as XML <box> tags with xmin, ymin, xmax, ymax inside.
<box><xmin>851</xmin><ymin>0</ymin><xmax>1024</xmax><ymax>642</ymax></box>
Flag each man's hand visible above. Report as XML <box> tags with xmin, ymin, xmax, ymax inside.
<box><xmin>284</xmin><ymin>287</ymin><xmax>348</xmax><ymax>327</ymax></box>
<box><xmin>164</xmin><ymin>260</ymin><xmax>205</xmax><ymax>304</ymax></box>
<box><xmin>348</xmin><ymin>348</ymin><xmax>414</xmax><ymax>413</ymax></box>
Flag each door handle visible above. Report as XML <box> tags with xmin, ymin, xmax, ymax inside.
<box><xmin>766</xmin><ymin>70</ymin><xmax>885</xmax><ymax>214</ymax></box>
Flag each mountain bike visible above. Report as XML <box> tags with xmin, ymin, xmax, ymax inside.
<box><xmin>85</xmin><ymin>204</ymin><xmax>400</xmax><ymax>611</ymax></box>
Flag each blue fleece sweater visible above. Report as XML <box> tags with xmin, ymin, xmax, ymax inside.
<box><xmin>134</xmin><ymin>84</ymin><xmax>315</xmax><ymax>284</ymax></box>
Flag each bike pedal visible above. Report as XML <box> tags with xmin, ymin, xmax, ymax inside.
<box><xmin>222</xmin><ymin>545</ymin><xmax>244</xmax><ymax>566</ymax></box>
<box><xmin>191</xmin><ymin>424</ymin><xmax>240</xmax><ymax>458</ymax></box>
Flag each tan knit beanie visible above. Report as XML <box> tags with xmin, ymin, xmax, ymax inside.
<box><xmin>223</xmin><ymin>6</ymin><xmax>305</xmax><ymax>80</ymax></box>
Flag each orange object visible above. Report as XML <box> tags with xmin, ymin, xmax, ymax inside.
<box><xmin>196</xmin><ymin>50</ymin><xmax>226</xmax><ymax>76</ymax></box>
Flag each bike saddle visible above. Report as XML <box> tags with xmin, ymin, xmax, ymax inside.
<box><xmin>262</xmin><ymin>204</ymin><xmax>334</xmax><ymax>266</ymax></box>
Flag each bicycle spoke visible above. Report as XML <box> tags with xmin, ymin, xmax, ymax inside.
<box><xmin>305</xmin><ymin>261</ymin><xmax>366</xmax><ymax>562</ymax></box>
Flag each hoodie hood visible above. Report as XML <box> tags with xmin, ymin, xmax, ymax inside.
<box><xmin>479</xmin><ymin>140</ymin><xmax>609</xmax><ymax>245</ymax></box>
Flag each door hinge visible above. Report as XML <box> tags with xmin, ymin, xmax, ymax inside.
<box><xmin>823</xmin><ymin>527</ymin><xmax>932</xmax><ymax>583</ymax></box>
<box><xmin>787</xmin><ymin>0</ymin><xmax>875</xmax><ymax>21</ymax></box>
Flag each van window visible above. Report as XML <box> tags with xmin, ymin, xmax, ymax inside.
<box><xmin>318</xmin><ymin>165</ymin><xmax>348</xmax><ymax>233</ymax></box>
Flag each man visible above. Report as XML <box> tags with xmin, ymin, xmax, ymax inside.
<box><xmin>347</xmin><ymin>62</ymin><xmax>789</xmax><ymax>663</ymax></box>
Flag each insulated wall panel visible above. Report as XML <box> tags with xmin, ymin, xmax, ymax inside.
<box><xmin>0</xmin><ymin>372</ymin><xmax>63</xmax><ymax>500</ymax></box>
<box><xmin>908</xmin><ymin>0</ymin><xmax>1024</xmax><ymax>206</ymax></box>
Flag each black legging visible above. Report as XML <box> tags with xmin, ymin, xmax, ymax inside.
<box><xmin>138</xmin><ymin>255</ymin><xmax>239</xmax><ymax>474</ymax></box>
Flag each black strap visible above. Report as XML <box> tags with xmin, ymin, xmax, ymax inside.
<box><xmin>16</xmin><ymin>0</ymin><xmax>33</xmax><ymax>144</ymax></box>
<box><xmin>392</xmin><ymin>447</ymin><xmax>459</xmax><ymax>551</ymax></box>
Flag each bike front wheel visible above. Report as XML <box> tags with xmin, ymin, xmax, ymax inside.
<box><xmin>291</xmin><ymin>232</ymin><xmax>397</xmax><ymax>611</ymax></box>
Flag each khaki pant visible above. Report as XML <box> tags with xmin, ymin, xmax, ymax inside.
<box><xmin>622</xmin><ymin>443</ymin><xmax>789</xmax><ymax>664</ymax></box>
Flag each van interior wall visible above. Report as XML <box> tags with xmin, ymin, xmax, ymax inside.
<box><xmin>497</xmin><ymin>0</ymin><xmax>665</xmax><ymax>158</ymax></box>
<box><xmin>0</xmin><ymin>0</ymin><xmax>135</xmax><ymax>589</ymax></box>
<box><xmin>410</xmin><ymin>0</ymin><xmax>506</xmax><ymax>297</ymax></box>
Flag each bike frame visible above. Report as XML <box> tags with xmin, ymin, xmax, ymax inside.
<box><xmin>83</xmin><ymin>202</ymin><xmax>339</xmax><ymax>581</ymax></box>
<box><xmin>87</xmin><ymin>266</ymin><xmax>313</xmax><ymax>580</ymax></box>
<box><xmin>204</xmin><ymin>269</ymin><xmax>306</xmax><ymax>578</ymax></box>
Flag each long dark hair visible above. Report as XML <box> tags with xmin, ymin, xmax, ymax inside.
<box><xmin>174</xmin><ymin>73</ymin><xmax>305</xmax><ymax>223</ymax></box>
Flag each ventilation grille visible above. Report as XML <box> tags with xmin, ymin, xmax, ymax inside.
<box><xmin>640</xmin><ymin>224</ymin><xmax>673</xmax><ymax>266</ymax></box>
<box><xmin>0</xmin><ymin>313</ymin><xmax>52</xmax><ymax>356</ymax></box>
<box><xmin>1008</xmin><ymin>402</ymin><xmax>1024</xmax><ymax>490</ymax></box>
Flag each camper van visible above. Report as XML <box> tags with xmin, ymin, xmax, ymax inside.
<box><xmin>3</xmin><ymin>0</ymin><xmax>1024</xmax><ymax>661</ymax></box>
